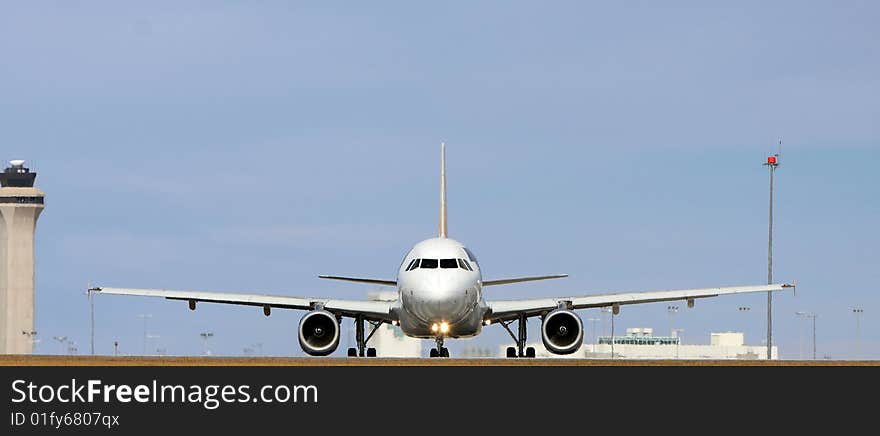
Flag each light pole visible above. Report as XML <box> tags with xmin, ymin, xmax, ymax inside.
<box><xmin>672</xmin><ymin>328</ymin><xmax>685</xmax><ymax>359</ymax></box>
<box><xmin>610</xmin><ymin>308</ymin><xmax>616</xmax><ymax>360</ymax></box>
<box><xmin>667</xmin><ymin>305</ymin><xmax>679</xmax><ymax>337</ymax></box>
<box><xmin>136</xmin><ymin>314</ymin><xmax>152</xmax><ymax>356</ymax></box>
<box><xmin>599</xmin><ymin>307</ymin><xmax>614</xmax><ymax>359</ymax></box>
<box><xmin>52</xmin><ymin>336</ymin><xmax>68</xmax><ymax>355</ymax></box>
<box><xmin>86</xmin><ymin>285</ymin><xmax>95</xmax><ymax>355</ymax></box>
<box><xmin>763</xmin><ymin>143</ymin><xmax>781</xmax><ymax>360</ymax></box>
<box><xmin>587</xmin><ymin>318</ymin><xmax>600</xmax><ymax>345</ymax></box>
<box><xmin>600</xmin><ymin>307</ymin><xmax>612</xmax><ymax>337</ymax></box>
<box><xmin>796</xmin><ymin>311</ymin><xmax>817</xmax><ymax>360</ymax></box>
<box><xmin>852</xmin><ymin>308</ymin><xmax>864</xmax><ymax>359</ymax></box>
<box><xmin>200</xmin><ymin>331</ymin><xmax>214</xmax><ymax>356</ymax></box>
<box><xmin>737</xmin><ymin>306</ymin><xmax>751</xmax><ymax>339</ymax></box>
<box><xmin>811</xmin><ymin>314</ymin><xmax>817</xmax><ymax>360</ymax></box>
<box><xmin>797</xmin><ymin>312</ymin><xmax>805</xmax><ymax>359</ymax></box>
<box><xmin>22</xmin><ymin>331</ymin><xmax>37</xmax><ymax>354</ymax></box>
<box><xmin>146</xmin><ymin>334</ymin><xmax>160</xmax><ymax>356</ymax></box>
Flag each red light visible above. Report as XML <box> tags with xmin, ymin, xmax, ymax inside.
<box><xmin>767</xmin><ymin>155</ymin><xmax>777</xmax><ymax>165</ymax></box>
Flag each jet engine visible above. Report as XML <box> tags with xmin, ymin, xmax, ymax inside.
<box><xmin>298</xmin><ymin>310</ymin><xmax>340</xmax><ymax>356</ymax></box>
<box><xmin>541</xmin><ymin>309</ymin><xmax>583</xmax><ymax>355</ymax></box>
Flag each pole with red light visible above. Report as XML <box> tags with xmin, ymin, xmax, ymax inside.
<box><xmin>763</xmin><ymin>141</ymin><xmax>781</xmax><ymax>360</ymax></box>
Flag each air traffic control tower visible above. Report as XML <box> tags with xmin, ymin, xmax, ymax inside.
<box><xmin>0</xmin><ymin>160</ymin><xmax>44</xmax><ymax>354</ymax></box>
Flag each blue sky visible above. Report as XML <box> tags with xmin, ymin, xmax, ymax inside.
<box><xmin>2</xmin><ymin>1</ymin><xmax>877</xmax><ymax>358</ymax></box>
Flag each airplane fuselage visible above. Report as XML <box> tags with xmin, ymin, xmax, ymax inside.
<box><xmin>396</xmin><ymin>237</ymin><xmax>486</xmax><ymax>338</ymax></box>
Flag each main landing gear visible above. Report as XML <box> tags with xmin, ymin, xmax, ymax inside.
<box><xmin>499</xmin><ymin>314</ymin><xmax>536</xmax><ymax>358</ymax></box>
<box><xmin>430</xmin><ymin>336</ymin><xmax>450</xmax><ymax>358</ymax></box>
<box><xmin>346</xmin><ymin>315</ymin><xmax>380</xmax><ymax>358</ymax></box>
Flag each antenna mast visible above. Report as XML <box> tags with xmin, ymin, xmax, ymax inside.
<box><xmin>439</xmin><ymin>142</ymin><xmax>448</xmax><ymax>238</ymax></box>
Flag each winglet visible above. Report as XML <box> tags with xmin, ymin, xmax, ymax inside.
<box><xmin>439</xmin><ymin>142</ymin><xmax>448</xmax><ymax>238</ymax></box>
<box><xmin>782</xmin><ymin>279</ymin><xmax>798</xmax><ymax>297</ymax></box>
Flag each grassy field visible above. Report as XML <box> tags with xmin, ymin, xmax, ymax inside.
<box><xmin>1</xmin><ymin>355</ymin><xmax>877</xmax><ymax>366</ymax></box>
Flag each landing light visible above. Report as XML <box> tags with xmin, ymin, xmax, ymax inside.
<box><xmin>483</xmin><ymin>319</ymin><xmax>491</xmax><ymax>326</ymax></box>
<box><xmin>431</xmin><ymin>323</ymin><xmax>439</xmax><ymax>333</ymax></box>
<box><xmin>439</xmin><ymin>322</ymin><xmax>449</xmax><ymax>334</ymax></box>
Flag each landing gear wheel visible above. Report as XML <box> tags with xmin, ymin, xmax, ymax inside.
<box><xmin>526</xmin><ymin>347</ymin><xmax>536</xmax><ymax>358</ymax></box>
<box><xmin>347</xmin><ymin>347</ymin><xmax>357</xmax><ymax>357</ymax></box>
<box><xmin>431</xmin><ymin>335</ymin><xmax>446</xmax><ymax>358</ymax></box>
<box><xmin>506</xmin><ymin>347</ymin><xmax>517</xmax><ymax>358</ymax></box>
<box><xmin>366</xmin><ymin>347</ymin><xmax>377</xmax><ymax>357</ymax></box>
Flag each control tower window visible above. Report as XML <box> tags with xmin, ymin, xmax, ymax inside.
<box><xmin>420</xmin><ymin>259</ymin><xmax>438</xmax><ymax>269</ymax></box>
<box><xmin>440</xmin><ymin>259</ymin><xmax>458</xmax><ymax>269</ymax></box>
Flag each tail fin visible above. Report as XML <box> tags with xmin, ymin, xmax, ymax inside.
<box><xmin>439</xmin><ymin>142</ymin><xmax>448</xmax><ymax>238</ymax></box>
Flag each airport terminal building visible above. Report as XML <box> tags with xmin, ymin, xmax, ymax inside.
<box><xmin>497</xmin><ymin>328</ymin><xmax>778</xmax><ymax>360</ymax></box>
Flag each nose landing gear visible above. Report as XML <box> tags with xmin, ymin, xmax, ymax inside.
<box><xmin>430</xmin><ymin>336</ymin><xmax>450</xmax><ymax>358</ymax></box>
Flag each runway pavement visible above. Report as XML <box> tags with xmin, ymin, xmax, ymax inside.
<box><xmin>1</xmin><ymin>355</ymin><xmax>877</xmax><ymax>366</ymax></box>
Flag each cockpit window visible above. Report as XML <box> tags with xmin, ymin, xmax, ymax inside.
<box><xmin>440</xmin><ymin>258</ymin><xmax>458</xmax><ymax>269</ymax></box>
<box><xmin>412</xmin><ymin>258</ymin><xmax>473</xmax><ymax>270</ymax></box>
<box><xmin>463</xmin><ymin>247</ymin><xmax>478</xmax><ymax>263</ymax></box>
<box><xmin>420</xmin><ymin>258</ymin><xmax>438</xmax><ymax>269</ymax></box>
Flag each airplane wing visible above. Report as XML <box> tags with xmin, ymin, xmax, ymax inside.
<box><xmin>91</xmin><ymin>287</ymin><xmax>397</xmax><ymax>321</ymax></box>
<box><xmin>486</xmin><ymin>283</ymin><xmax>794</xmax><ymax>321</ymax></box>
<box><xmin>318</xmin><ymin>276</ymin><xmax>397</xmax><ymax>286</ymax></box>
<box><xmin>483</xmin><ymin>274</ymin><xmax>568</xmax><ymax>286</ymax></box>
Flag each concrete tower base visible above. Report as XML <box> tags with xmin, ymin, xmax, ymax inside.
<box><xmin>0</xmin><ymin>187</ymin><xmax>44</xmax><ymax>354</ymax></box>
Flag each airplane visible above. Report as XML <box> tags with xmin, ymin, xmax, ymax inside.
<box><xmin>91</xmin><ymin>144</ymin><xmax>794</xmax><ymax>358</ymax></box>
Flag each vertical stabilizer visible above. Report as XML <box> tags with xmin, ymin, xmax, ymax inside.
<box><xmin>439</xmin><ymin>142</ymin><xmax>447</xmax><ymax>238</ymax></box>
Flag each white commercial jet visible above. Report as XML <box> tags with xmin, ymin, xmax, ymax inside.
<box><xmin>93</xmin><ymin>144</ymin><xmax>794</xmax><ymax>358</ymax></box>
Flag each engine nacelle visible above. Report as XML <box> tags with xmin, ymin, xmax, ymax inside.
<box><xmin>298</xmin><ymin>310</ymin><xmax>341</xmax><ymax>356</ymax></box>
<box><xmin>541</xmin><ymin>309</ymin><xmax>583</xmax><ymax>355</ymax></box>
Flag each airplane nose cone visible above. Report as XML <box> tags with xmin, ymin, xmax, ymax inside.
<box><xmin>414</xmin><ymin>274</ymin><xmax>476</xmax><ymax>325</ymax></box>
<box><xmin>422</xmin><ymin>275</ymin><xmax>469</xmax><ymax>301</ymax></box>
